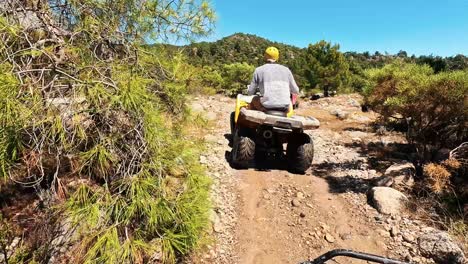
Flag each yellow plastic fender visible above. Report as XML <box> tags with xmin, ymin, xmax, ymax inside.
<box><xmin>235</xmin><ymin>94</ymin><xmax>252</xmax><ymax>122</ymax></box>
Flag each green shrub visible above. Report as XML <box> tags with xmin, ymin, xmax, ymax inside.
<box><xmin>222</xmin><ymin>62</ymin><xmax>255</xmax><ymax>96</ymax></box>
<box><xmin>303</xmin><ymin>40</ymin><xmax>350</xmax><ymax>93</ymax></box>
<box><xmin>364</xmin><ymin>61</ymin><xmax>468</xmax><ymax>155</ymax></box>
<box><xmin>186</xmin><ymin>66</ymin><xmax>224</xmax><ymax>95</ymax></box>
<box><xmin>0</xmin><ymin>0</ymin><xmax>215</xmax><ymax>263</ymax></box>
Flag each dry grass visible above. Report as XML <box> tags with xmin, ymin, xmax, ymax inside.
<box><xmin>423</xmin><ymin>163</ymin><xmax>452</xmax><ymax>194</ymax></box>
<box><xmin>442</xmin><ymin>158</ymin><xmax>462</xmax><ymax>171</ymax></box>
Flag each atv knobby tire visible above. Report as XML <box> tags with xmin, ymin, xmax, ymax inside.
<box><xmin>287</xmin><ymin>136</ymin><xmax>314</xmax><ymax>174</ymax></box>
<box><xmin>231</xmin><ymin>128</ymin><xmax>255</xmax><ymax>168</ymax></box>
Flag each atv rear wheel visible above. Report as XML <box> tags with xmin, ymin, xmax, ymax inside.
<box><xmin>231</xmin><ymin>128</ymin><xmax>255</xmax><ymax>168</ymax></box>
<box><xmin>287</xmin><ymin>135</ymin><xmax>314</xmax><ymax>174</ymax></box>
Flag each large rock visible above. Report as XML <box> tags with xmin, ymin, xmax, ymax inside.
<box><xmin>418</xmin><ymin>231</ymin><xmax>466</xmax><ymax>264</ymax></box>
<box><xmin>370</xmin><ymin>187</ymin><xmax>408</xmax><ymax>215</ymax></box>
<box><xmin>384</xmin><ymin>162</ymin><xmax>415</xmax><ymax>190</ymax></box>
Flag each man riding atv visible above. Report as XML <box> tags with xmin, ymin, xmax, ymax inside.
<box><xmin>230</xmin><ymin>47</ymin><xmax>318</xmax><ymax>173</ymax></box>
<box><xmin>248</xmin><ymin>46</ymin><xmax>300</xmax><ymax>112</ymax></box>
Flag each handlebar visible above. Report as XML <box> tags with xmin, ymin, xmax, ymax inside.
<box><xmin>301</xmin><ymin>249</ymin><xmax>410</xmax><ymax>264</ymax></box>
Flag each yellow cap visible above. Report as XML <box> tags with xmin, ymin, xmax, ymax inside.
<box><xmin>265</xmin><ymin>46</ymin><xmax>279</xmax><ymax>61</ymax></box>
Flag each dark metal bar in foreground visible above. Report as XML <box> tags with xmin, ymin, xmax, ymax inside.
<box><xmin>301</xmin><ymin>249</ymin><xmax>410</xmax><ymax>264</ymax></box>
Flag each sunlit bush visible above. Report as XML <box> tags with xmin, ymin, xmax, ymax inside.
<box><xmin>364</xmin><ymin>61</ymin><xmax>468</xmax><ymax>155</ymax></box>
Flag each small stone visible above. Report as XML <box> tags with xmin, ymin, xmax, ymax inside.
<box><xmin>390</xmin><ymin>226</ymin><xmax>400</xmax><ymax>237</ymax></box>
<box><xmin>210</xmin><ymin>211</ymin><xmax>223</xmax><ymax>233</ymax></box>
<box><xmin>402</xmin><ymin>233</ymin><xmax>415</xmax><ymax>243</ymax></box>
<box><xmin>296</xmin><ymin>192</ymin><xmax>305</xmax><ymax>199</ymax></box>
<box><xmin>291</xmin><ymin>199</ymin><xmax>301</xmax><ymax>207</ymax></box>
<box><xmin>325</xmin><ymin>234</ymin><xmax>335</xmax><ymax>243</ymax></box>
<box><xmin>299</xmin><ymin>212</ymin><xmax>306</xmax><ymax>218</ymax></box>
<box><xmin>339</xmin><ymin>233</ymin><xmax>352</xmax><ymax>240</ymax></box>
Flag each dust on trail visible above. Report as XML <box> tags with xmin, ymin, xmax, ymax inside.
<box><xmin>194</xmin><ymin>94</ymin><xmax>437</xmax><ymax>264</ymax></box>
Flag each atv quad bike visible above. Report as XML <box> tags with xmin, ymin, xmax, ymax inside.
<box><xmin>230</xmin><ymin>94</ymin><xmax>319</xmax><ymax>173</ymax></box>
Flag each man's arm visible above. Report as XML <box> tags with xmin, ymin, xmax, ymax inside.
<box><xmin>248</xmin><ymin>69</ymin><xmax>258</xmax><ymax>95</ymax></box>
<box><xmin>289</xmin><ymin>70</ymin><xmax>300</xmax><ymax>94</ymax></box>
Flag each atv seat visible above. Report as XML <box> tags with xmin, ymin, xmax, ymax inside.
<box><xmin>265</xmin><ymin>108</ymin><xmax>288</xmax><ymax>117</ymax></box>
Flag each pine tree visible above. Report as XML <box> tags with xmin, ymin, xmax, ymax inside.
<box><xmin>304</xmin><ymin>40</ymin><xmax>350</xmax><ymax>94</ymax></box>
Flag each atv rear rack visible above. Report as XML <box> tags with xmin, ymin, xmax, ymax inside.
<box><xmin>238</xmin><ymin>108</ymin><xmax>320</xmax><ymax>130</ymax></box>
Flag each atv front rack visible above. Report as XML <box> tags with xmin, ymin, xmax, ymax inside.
<box><xmin>301</xmin><ymin>249</ymin><xmax>410</xmax><ymax>264</ymax></box>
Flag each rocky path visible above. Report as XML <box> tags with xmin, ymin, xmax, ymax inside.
<box><xmin>192</xmin><ymin>95</ymin><xmax>466</xmax><ymax>264</ymax></box>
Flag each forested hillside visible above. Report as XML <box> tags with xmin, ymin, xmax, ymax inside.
<box><xmin>174</xmin><ymin>33</ymin><xmax>468</xmax><ymax>96</ymax></box>
<box><xmin>187</xmin><ymin>33</ymin><xmax>303</xmax><ymax>67</ymax></box>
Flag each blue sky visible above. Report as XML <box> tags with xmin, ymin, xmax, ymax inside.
<box><xmin>201</xmin><ymin>0</ymin><xmax>468</xmax><ymax>57</ymax></box>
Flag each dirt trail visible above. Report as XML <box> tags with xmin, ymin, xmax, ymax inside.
<box><xmin>236</xmin><ymin>170</ymin><xmax>385</xmax><ymax>264</ymax></box>
<box><xmin>194</xmin><ymin>95</ymin><xmax>439</xmax><ymax>264</ymax></box>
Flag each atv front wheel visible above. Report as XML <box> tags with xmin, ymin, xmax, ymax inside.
<box><xmin>231</xmin><ymin>128</ymin><xmax>255</xmax><ymax>168</ymax></box>
<box><xmin>287</xmin><ymin>135</ymin><xmax>314</xmax><ymax>174</ymax></box>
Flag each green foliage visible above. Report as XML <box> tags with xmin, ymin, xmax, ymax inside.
<box><xmin>221</xmin><ymin>62</ymin><xmax>255</xmax><ymax>96</ymax></box>
<box><xmin>60</xmin><ymin>0</ymin><xmax>215</xmax><ymax>43</ymax></box>
<box><xmin>364</xmin><ymin>61</ymin><xmax>468</xmax><ymax>152</ymax></box>
<box><xmin>416</xmin><ymin>55</ymin><xmax>448</xmax><ymax>73</ymax></box>
<box><xmin>0</xmin><ymin>64</ymin><xmax>21</xmax><ymax>180</ymax></box>
<box><xmin>0</xmin><ymin>1</ymin><xmax>215</xmax><ymax>263</ymax></box>
<box><xmin>187</xmin><ymin>33</ymin><xmax>302</xmax><ymax>68</ymax></box>
<box><xmin>303</xmin><ymin>41</ymin><xmax>350</xmax><ymax>94</ymax></box>
<box><xmin>62</xmin><ymin>53</ymin><xmax>212</xmax><ymax>264</ymax></box>
<box><xmin>180</xmin><ymin>33</ymin><xmax>311</xmax><ymax>94</ymax></box>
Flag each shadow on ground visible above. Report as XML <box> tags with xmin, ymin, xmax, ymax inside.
<box><xmin>312</xmin><ymin>140</ymin><xmax>418</xmax><ymax>195</ymax></box>
<box><xmin>312</xmin><ymin>161</ymin><xmax>374</xmax><ymax>194</ymax></box>
<box><xmin>224</xmin><ymin>150</ymin><xmax>294</xmax><ymax>172</ymax></box>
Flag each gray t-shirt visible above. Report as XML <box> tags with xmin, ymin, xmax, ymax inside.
<box><xmin>248</xmin><ymin>63</ymin><xmax>300</xmax><ymax>109</ymax></box>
